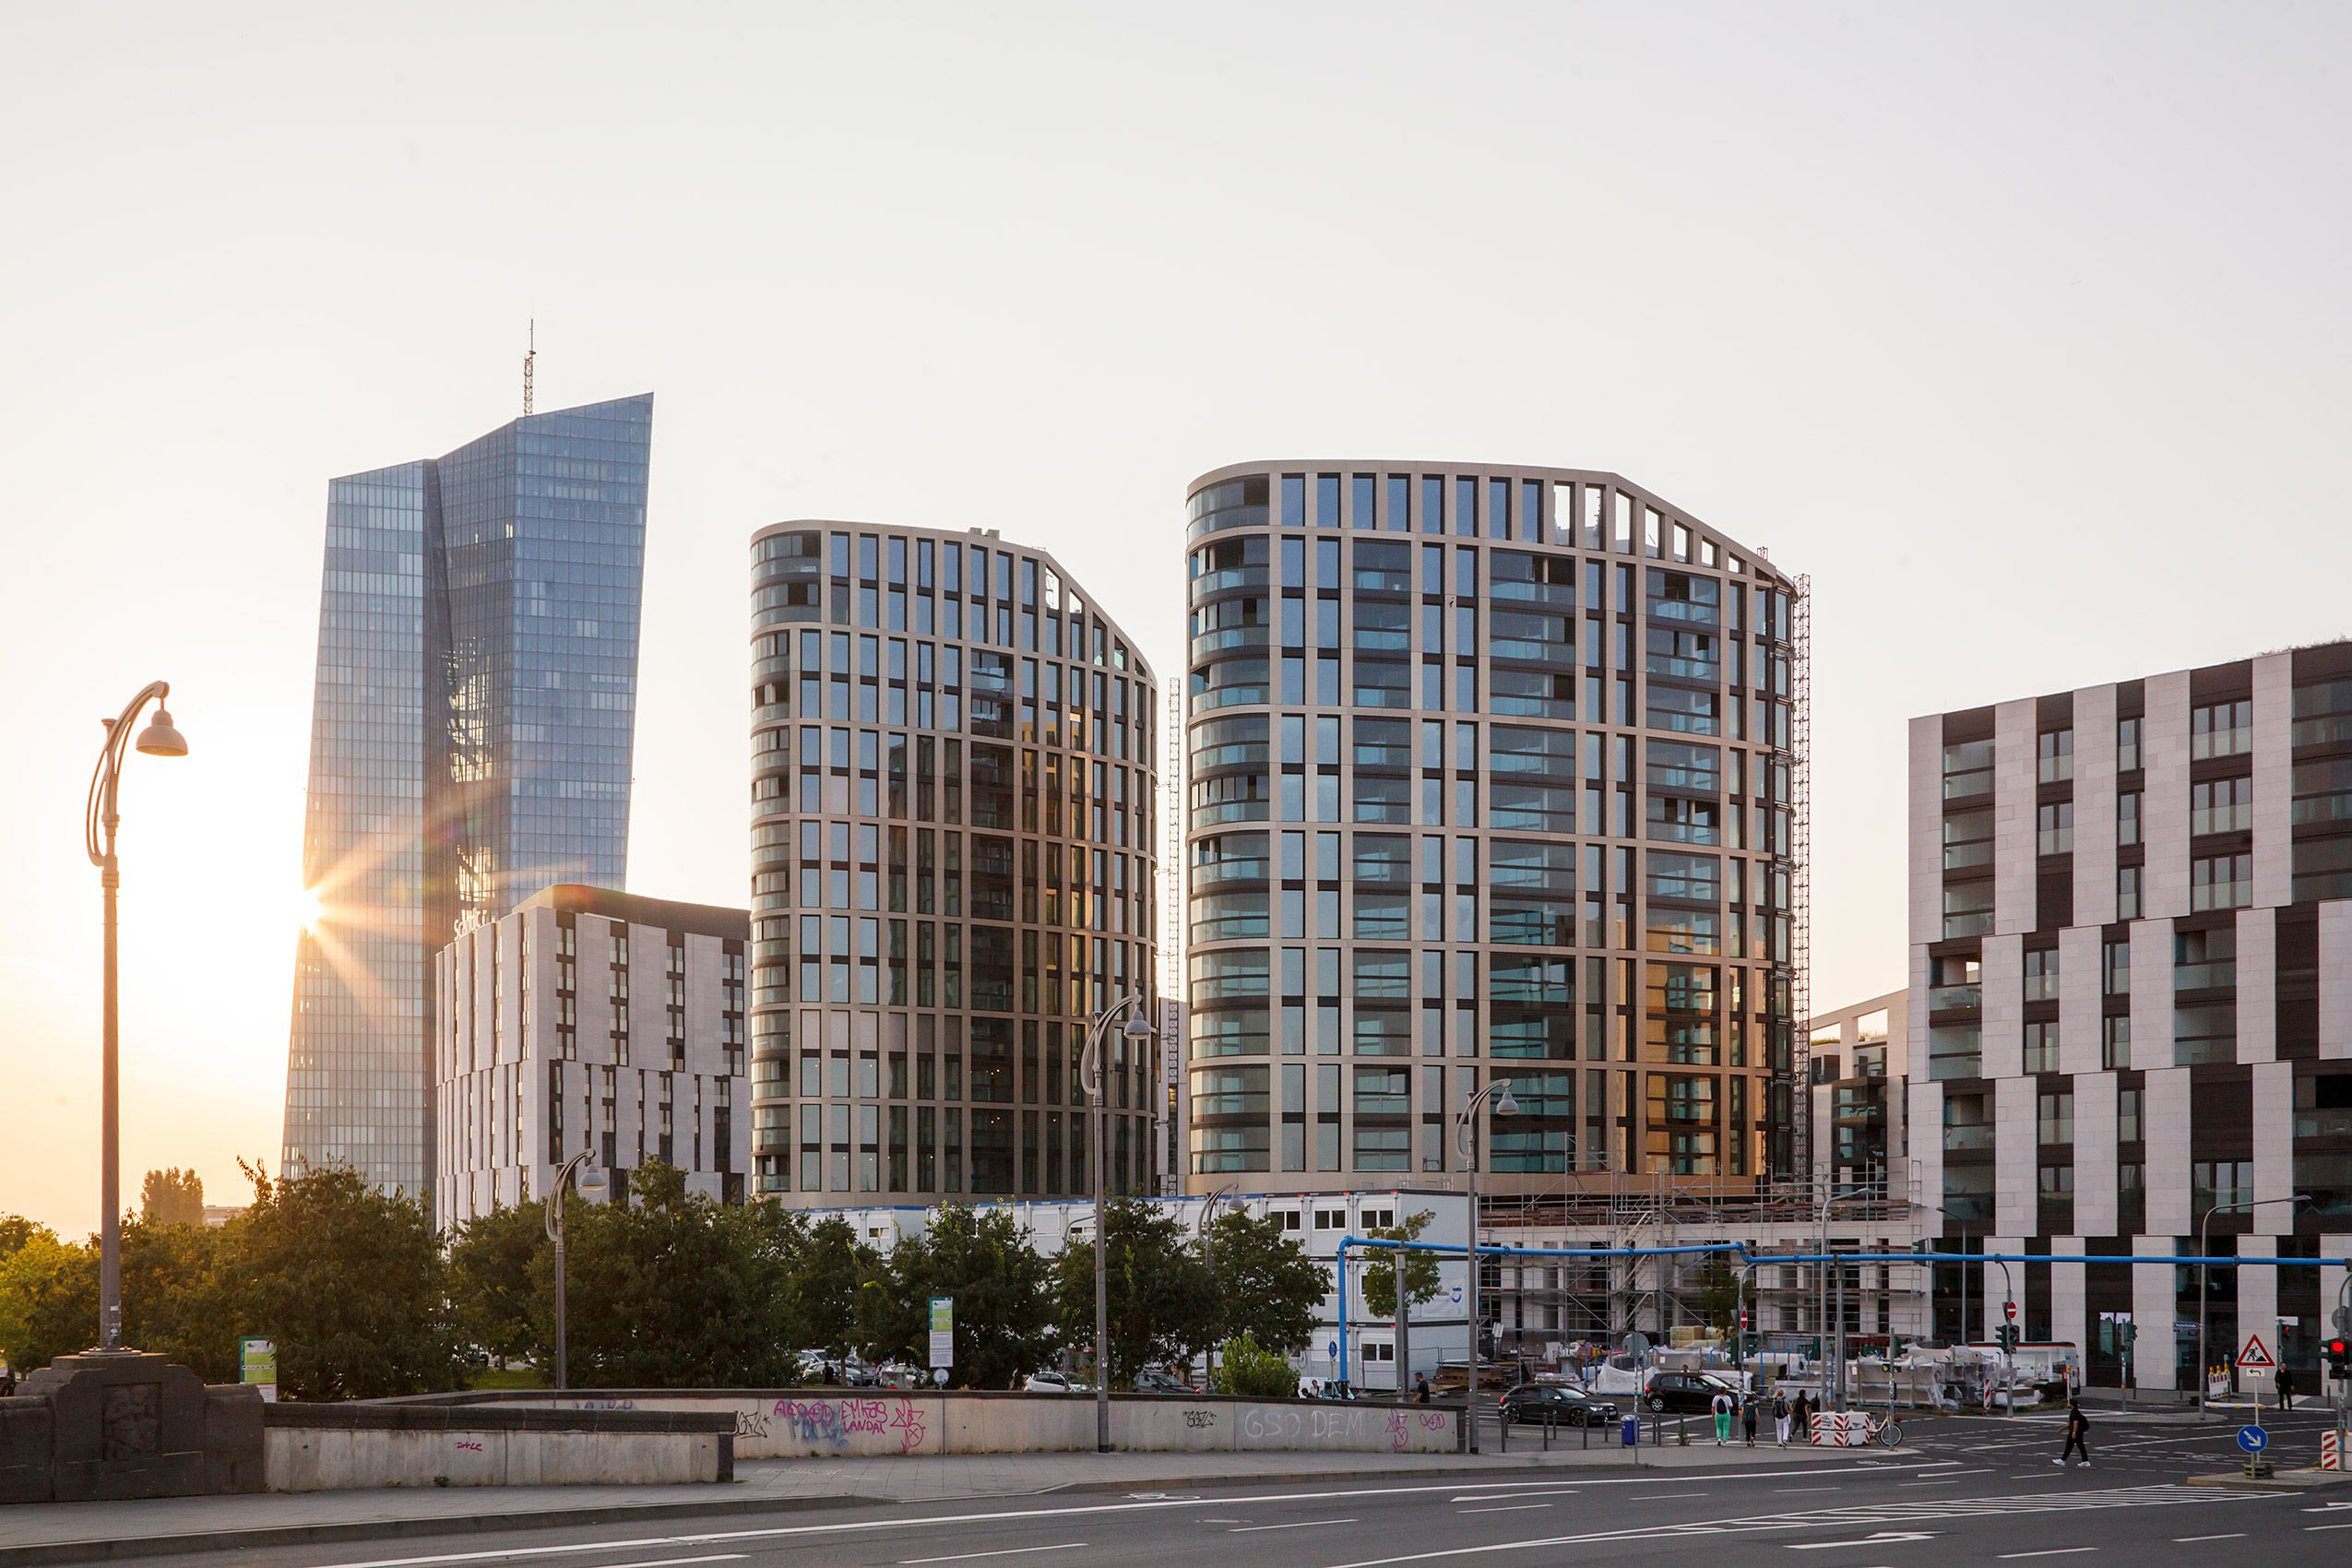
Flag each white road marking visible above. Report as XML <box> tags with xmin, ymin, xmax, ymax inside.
<box><xmin>1228</xmin><ymin>1519</ymin><xmax>1359</xmax><ymax>1533</ymax></box>
<box><xmin>1786</xmin><ymin>1533</ymin><xmax>1934</xmax><ymax>1550</ymax></box>
<box><xmin>1633</xmin><ymin>1491</ymin><xmax>1708</xmax><ymax>1499</ymax></box>
<box><xmin>1318</xmin><ymin>1486</ymin><xmax>2271</xmax><ymax>1568</ymax></box>
<box><xmin>1450</xmin><ymin>1491</ymin><xmax>1581</xmax><ymax>1503</ymax></box>
<box><xmin>1776</xmin><ymin>1488</ymin><xmax>1845</xmax><ymax>1494</ymax></box>
<box><xmin>1897</xmin><ymin>1480</ymin><xmax>1958</xmax><ymax>1487</ymax></box>
<box><xmin>2307</xmin><ymin>1523</ymin><xmax>2352</xmax><ymax>1531</ymax></box>
<box><xmin>1997</xmin><ymin>1550</ymin><xmax>2097</xmax><ymax>1559</ymax></box>
<box><xmin>293</xmin><ymin>1464</ymin><xmax>1961</xmax><ymax>1568</ymax></box>
<box><xmin>1456</xmin><ymin>1503</ymin><xmax>1553</xmax><ymax>1515</ymax></box>
<box><xmin>901</xmin><ymin>1547</ymin><xmax>1087</xmax><ymax>1565</ymax></box>
<box><xmin>589</xmin><ymin>1559</ymin><xmax>744</xmax><ymax>1568</ymax></box>
<box><xmin>2171</xmin><ymin>1536</ymin><xmax>2244</xmax><ymax>1543</ymax></box>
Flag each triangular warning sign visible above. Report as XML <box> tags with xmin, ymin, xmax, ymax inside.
<box><xmin>2237</xmin><ymin>1333</ymin><xmax>2276</xmax><ymax>1369</ymax></box>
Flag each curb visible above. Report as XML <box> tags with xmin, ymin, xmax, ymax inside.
<box><xmin>0</xmin><ymin>1491</ymin><xmax>877</xmax><ymax>1568</ymax></box>
<box><xmin>2186</xmin><ymin>1467</ymin><xmax>2352</xmax><ymax>1492</ymax></box>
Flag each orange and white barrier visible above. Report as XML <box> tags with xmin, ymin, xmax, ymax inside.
<box><xmin>2322</xmin><ymin>1431</ymin><xmax>2341</xmax><ymax>1471</ymax></box>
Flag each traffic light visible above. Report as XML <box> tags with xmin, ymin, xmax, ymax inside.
<box><xmin>2326</xmin><ymin>1337</ymin><xmax>2350</xmax><ymax>1381</ymax></box>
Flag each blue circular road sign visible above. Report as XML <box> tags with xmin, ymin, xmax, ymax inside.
<box><xmin>2237</xmin><ymin>1425</ymin><xmax>2268</xmax><ymax>1454</ymax></box>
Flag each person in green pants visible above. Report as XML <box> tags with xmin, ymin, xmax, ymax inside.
<box><xmin>1711</xmin><ymin>1388</ymin><xmax>1735</xmax><ymax>1444</ymax></box>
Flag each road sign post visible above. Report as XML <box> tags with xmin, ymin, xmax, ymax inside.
<box><xmin>928</xmin><ymin>1297</ymin><xmax>955</xmax><ymax>1375</ymax></box>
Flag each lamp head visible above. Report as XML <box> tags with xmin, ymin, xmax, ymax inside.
<box><xmin>135</xmin><ymin>707</ymin><xmax>188</xmax><ymax>757</ymax></box>
<box><xmin>1494</xmin><ymin>1081</ymin><xmax>1519</xmax><ymax>1117</ymax></box>
<box><xmin>1122</xmin><ymin>1009</ymin><xmax>1156</xmax><ymax>1042</ymax></box>
<box><xmin>577</xmin><ymin>1158</ymin><xmax>608</xmax><ymax>1194</ymax></box>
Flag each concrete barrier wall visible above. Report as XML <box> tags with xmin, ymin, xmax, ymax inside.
<box><xmin>264</xmin><ymin>1428</ymin><xmax>729</xmax><ymax>1491</ymax></box>
<box><xmin>515</xmin><ymin>1392</ymin><xmax>1457</xmax><ymax>1460</ymax></box>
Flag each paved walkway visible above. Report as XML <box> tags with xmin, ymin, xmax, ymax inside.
<box><xmin>0</xmin><ymin>1440</ymin><xmax>1870</xmax><ymax>1562</ymax></box>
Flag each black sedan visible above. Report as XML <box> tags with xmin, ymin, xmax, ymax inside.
<box><xmin>1499</xmin><ymin>1382</ymin><xmax>1619</xmax><ymax>1427</ymax></box>
<box><xmin>1641</xmin><ymin>1371</ymin><xmax>1742</xmax><ymax>1414</ymax></box>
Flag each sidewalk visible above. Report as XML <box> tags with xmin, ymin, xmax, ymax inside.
<box><xmin>0</xmin><ymin>1440</ymin><xmax>1869</xmax><ymax>1564</ymax></box>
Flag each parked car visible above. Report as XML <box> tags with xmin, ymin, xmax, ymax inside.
<box><xmin>1025</xmin><ymin>1370</ymin><xmax>1091</xmax><ymax>1394</ymax></box>
<box><xmin>1133</xmin><ymin>1368</ymin><xmax>1195</xmax><ymax>1394</ymax></box>
<box><xmin>1642</xmin><ymin>1370</ymin><xmax>1741</xmax><ymax>1414</ymax></box>
<box><xmin>1499</xmin><ymin>1381</ymin><xmax>1618</xmax><ymax>1428</ymax></box>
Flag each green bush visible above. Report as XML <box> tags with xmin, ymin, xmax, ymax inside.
<box><xmin>1212</xmin><ymin>1332</ymin><xmax>1298</xmax><ymax>1399</ymax></box>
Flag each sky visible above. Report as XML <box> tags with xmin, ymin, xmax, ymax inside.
<box><xmin>3</xmin><ymin>3</ymin><xmax>2347</xmax><ymax>1238</ymax></box>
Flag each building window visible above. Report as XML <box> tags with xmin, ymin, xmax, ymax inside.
<box><xmin>2117</xmin><ymin>865</ymin><xmax>2142</xmax><ymax>920</ymax></box>
<box><xmin>2037</xmin><ymin>729</ymin><xmax>2074</xmax><ymax>783</ymax></box>
<box><xmin>2023</xmin><ymin>947</ymin><xmax>2060</xmax><ymax>1003</ymax></box>
<box><xmin>2037</xmin><ymin>1091</ymin><xmax>2074</xmax><ymax>1144</ymax></box>
<box><xmin>2101</xmin><ymin>1014</ymin><xmax>2132</xmax><ymax>1071</ymax></box>
<box><xmin>2118</xmin><ymin>1087</ymin><xmax>2142</xmax><ymax>1142</ymax></box>
<box><xmin>2117</xmin><ymin>791</ymin><xmax>2141</xmax><ymax>848</ymax></box>
<box><xmin>2037</xmin><ymin>801</ymin><xmax>2074</xmax><ymax>856</ymax></box>
<box><xmin>1943</xmin><ymin>806</ymin><xmax>1994</xmax><ymax>871</ymax></box>
<box><xmin>1942</xmin><ymin>738</ymin><xmax>1994</xmax><ymax>802</ymax></box>
<box><xmin>1942</xmin><ymin>881</ymin><xmax>1994</xmax><ymax>941</ymax></box>
<box><xmin>2191</xmin><ymin>777</ymin><xmax>2253</xmax><ymax>836</ymax></box>
<box><xmin>2191</xmin><ymin>698</ymin><xmax>2252</xmax><ymax>760</ymax></box>
<box><xmin>2117</xmin><ymin>715</ymin><xmax>2142</xmax><ymax>772</ymax></box>
<box><xmin>2190</xmin><ymin>851</ymin><xmax>2251</xmax><ymax>911</ymax></box>
<box><xmin>2192</xmin><ymin>1158</ymin><xmax>2254</xmax><ymax>1216</ymax></box>
<box><xmin>2024</xmin><ymin>1020</ymin><xmax>2060</xmax><ymax>1074</ymax></box>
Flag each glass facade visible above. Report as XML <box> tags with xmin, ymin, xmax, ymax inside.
<box><xmin>748</xmin><ymin>524</ymin><xmax>1158</xmax><ymax>1203</ymax></box>
<box><xmin>1182</xmin><ymin>464</ymin><xmax>1800</xmax><ymax>1194</ymax></box>
<box><xmin>284</xmin><ymin>394</ymin><xmax>654</xmax><ymax>1199</ymax></box>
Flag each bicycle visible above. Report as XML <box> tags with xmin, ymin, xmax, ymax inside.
<box><xmin>1860</xmin><ymin>1410</ymin><xmax>1904</xmax><ymax>1447</ymax></box>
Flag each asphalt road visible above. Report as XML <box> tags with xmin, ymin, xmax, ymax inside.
<box><xmin>122</xmin><ymin>1413</ymin><xmax>2352</xmax><ymax>1568</ymax></box>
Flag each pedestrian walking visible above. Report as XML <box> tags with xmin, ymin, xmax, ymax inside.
<box><xmin>1772</xmin><ymin>1390</ymin><xmax>1792</xmax><ymax>1447</ymax></box>
<box><xmin>1741</xmin><ymin>1394</ymin><xmax>1759</xmax><ymax>1446</ymax></box>
<box><xmin>1793</xmin><ymin>1389</ymin><xmax>1814</xmax><ymax>1446</ymax></box>
<box><xmin>1710</xmin><ymin>1388</ymin><xmax>1734</xmax><ymax>1444</ymax></box>
<box><xmin>2278</xmin><ymin>1366</ymin><xmax>2296</xmax><ymax>1412</ymax></box>
<box><xmin>1413</xmin><ymin>1372</ymin><xmax>1431</xmax><ymax>1405</ymax></box>
<box><xmin>2055</xmin><ymin>1396</ymin><xmax>2090</xmax><ymax>1467</ymax></box>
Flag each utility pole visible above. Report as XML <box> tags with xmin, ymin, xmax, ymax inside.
<box><xmin>1394</xmin><ymin>1247</ymin><xmax>1412</xmax><ymax>1396</ymax></box>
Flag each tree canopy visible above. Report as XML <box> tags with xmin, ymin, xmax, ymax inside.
<box><xmin>139</xmin><ymin>1168</ymin><xmax>206</xmax><ymax>1226</ymax></box>
<box><xmin>1359</xmin><ymin>1209</ymin><xmax>1444</xmax><ymax>1323</ymax></box>
<box><xmin>1203</xmin><ymin>1208</ymin><xmax>1329</xmax><ymax>1356</ymax></box>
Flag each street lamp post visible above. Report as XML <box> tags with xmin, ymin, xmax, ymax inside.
<box><xmin>1456</xmin><ymin>1077</ymin><xmax>1518</xmax><ymax>1454</ymax></box>
<box><xmin>1197</xmin><ymin>1181</ymin><xmax>1238</xmax><ymax>1392</ymax></box>
<box><xmin>545</xmin><ymin>1150</ymin><xmax>607</xmax><ymax>1390</ymax></box>
<box><xmin>82</xmin><ymin>682</ymin><xmax>187</xmax><ymax>1354</ymax></box>
<box><xmin>2195</xmin><ymin>1192</ymin><xmax>2310</xmax><ymax>1415</ymax></box>
<box><xmin>1815</xmin><ymin>1190</ymin><xmax>1871</xmax><ymax>1411</ymax></box>
<box><xmin>1081</xmin><ymin>993</ymin><xmax>1154</xmax><ymax>1453</ymax></box>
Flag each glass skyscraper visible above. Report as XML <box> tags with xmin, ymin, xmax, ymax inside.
<box><xmin>283</xmin><ymin>394</ymin><xmax>654</xmax><ymax>1199</ymax></box>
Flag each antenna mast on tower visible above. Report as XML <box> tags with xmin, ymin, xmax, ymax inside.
<box><xmin>522</xmin><ymin>319</ymin><xmax>536</xmax><ymax>415</ymax></box>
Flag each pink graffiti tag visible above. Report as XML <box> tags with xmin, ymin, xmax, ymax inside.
<box><xmin>454</xmin><ymin>1440</ymin><xmax>485</xmax><ymax>1452</ymax></box>
<box><xmin>839</xmin><ymin>1398</ymin><xmax>889</xmax><ymax>1434</ymax></box>
<box><xmin>889</xmin><ymin>1397</ymin><xmax>927</xmax><ymax>1454</ymax></box>
<box><xmin>1420</xmin><ymin>1412</ymin><xmax>1446</xmax><ymax>1429</ymax></box>
<box><xmin>1386</xmin><ymin>1410</ymin><xmax>1410</xmax><ymax>1451</ymax></box>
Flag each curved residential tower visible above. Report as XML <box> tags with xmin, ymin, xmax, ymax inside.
<box><xmin>1182</xmin><ymin>464</ymin><xmax>1802</xmax><ymax>1198</ymax></box>
<box><xmin>750</xmin><ymin>524</ymin><xmax>1158</xmax><ymax>1204</ymax></box>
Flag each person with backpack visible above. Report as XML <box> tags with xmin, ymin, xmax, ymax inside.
<box><xmin>1772</xmin><ymin>1389</ymin><xmax>1792</xmax><ymax>1447</ymax></box>
<box><xmin>1711</xmin><ymin>1387</ymin><xmax>1734</xmax><ymax>1444</ymax></box>
<box><xmin>2055</xmin><ymin>1396</ymin><xmax>2090</xmax><ymax>1467</ymax></box>
<box><xmin>1740</xmin><ymin>1392</ymin><xmax>1759</xmax><ymax>1446</ymax></box>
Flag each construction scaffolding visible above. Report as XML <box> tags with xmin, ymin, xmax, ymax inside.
<box><xmin>1473</xmin><ymin>1169</ymin><xmax>1933</xmax><ymax>1356</ymax></box>
<box><xmin>1786</xmin><ymin>571</ymin><xmax>1813</xmax><ymax>1182</ymax></box>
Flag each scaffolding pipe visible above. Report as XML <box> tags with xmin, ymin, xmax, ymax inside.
<box><xmin>1331</xmin><ymin>1234</ymin><xmax>2345</xmax><ymax>1389</ymax></box>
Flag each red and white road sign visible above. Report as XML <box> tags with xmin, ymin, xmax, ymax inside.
<box><xmin>2237</xmin><ymin>1332</ymin><xmax>2277</xmax><ymax>1370</ymax></box>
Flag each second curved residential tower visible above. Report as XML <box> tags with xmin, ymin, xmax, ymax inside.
<box><xmin>1182</xmin><ymin>463</ymin><xmax>1803</xmax><ymax>1198</ymax></box>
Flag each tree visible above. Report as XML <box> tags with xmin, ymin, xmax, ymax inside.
<box><xmin>786</xmin><ymin>1215</ymin><xmax>877</xmax><ymax>1360</ymax></box>
<box><xmin>888</xmin><ymin>1205</ymin><xmax>1053</xmax><ymax>1389</ymax></box>
<box><xmin>139</xmin><ymin>1168</ymin><xmax>206</xmax><ymax>1227</ymax></box>
<box><xmin>1211</xmin><ymin>1332</ymin><xmax>1299</xmax><ymax>1398</ymax></box>
<box><xmin>0</xmin><ymin>1215</ymin><xmax>55</xmax><ymax>1259</ymax></box>
<box><xmin>1051</xmin><ymin>1199</ymin><xmax>1216</xmax><ymax>1386</ymax></box>
<box><xmin>1692</xmin><ymin>1254</ymin><xmax>1741</xmax><ymax>1337</ymax></box>
<box><xmin>0</xmin><ymin>1229</ymin><xmax>90</xmax><ymax>1372</ymax></box>
<box><xmin>1359</xmin><ymin>1209</ymin><xmax>1443</xmax><ymax>1323</ymax></box>
<box><xmin>551</xmin><ymin>1162</ymin><xmax>800</xmax><ymax>1386</ymax></box>
<box><xmin>1203</xmin><ymin>1209</ymin><xmax>1328</xmax><ymax>1356</ymax></box>
<box><xmin>118</xmin><ymin>1218</ymin><xmax>234</xmax><ymax>1379</ymax></box>
<box><xmin>227</xmin><ymin>1160</ymin><xmax>462</xmax><ymax>1399</ymax></box>
<box><xmin>446</xmin><ymin>1202</ymin><xmax>549</xmax><ymax>1368</ymax></box>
